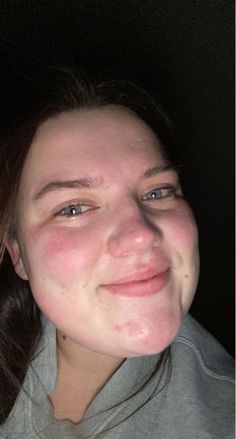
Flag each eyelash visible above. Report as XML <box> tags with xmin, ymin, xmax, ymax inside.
<box><xmin>142</xmin><ymin>185</ymin><xmax>178</xmax><ymax>202</ymax></box>
<box><xmin>55</xmin><ymin>203</ymin><xmax>95</xmax><ymax>218</ymax></box>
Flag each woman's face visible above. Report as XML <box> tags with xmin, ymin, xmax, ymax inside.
<box><xmin>9</xmin><ymin>106</ymin><xmax>199</xmax><ymax>358</ymax></box>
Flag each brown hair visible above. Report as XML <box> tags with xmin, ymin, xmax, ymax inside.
<box><xmin>0</xmin><ymin>69</ymin><xmax>180</xmax><ymax>423</ymax></box>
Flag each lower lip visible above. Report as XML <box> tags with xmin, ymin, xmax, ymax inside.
<box><xmin>102</xmin><ymin>269</ymin><xmax>169</xmax><ymax>297</ymax></box>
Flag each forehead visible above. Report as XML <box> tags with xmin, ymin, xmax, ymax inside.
<box><xmin>32</xmin><ymin>106</ymin><xmax>162</xmax><ymax>153</ymax></box>
<box><xmin>21</xmin><ymin>106</ymin><xmax>165</xmax><ymax>184</ymax></box>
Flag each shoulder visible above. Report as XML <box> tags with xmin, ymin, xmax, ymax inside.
<box><xmin>0</xmin><ymin>316</ymin><xmax>57</xmax><ymax>437</ymax></box>
<box><xmin>164</xmin><ymin>314</ymin><xmax>235</xmax><ymax>438</ymax></box>
<box><xmin>173</xmin><ymin>313</ymin><xmax>234</xmax><ymax>381</ymax></box>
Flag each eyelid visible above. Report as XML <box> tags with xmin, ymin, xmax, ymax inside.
<box><xmin>142</xmin><ymin>184</ymin><xmax>178</xmax><ymax>199</ymax></box>
<box><xmin>52</xmin><ymin>199</ymin><xmax>97</xmax><ymax>217</ymax></box>
<box><xmin>60</xmin><ymin>204</ymin><xmax>92</xmax><ymax>217</ymax></box>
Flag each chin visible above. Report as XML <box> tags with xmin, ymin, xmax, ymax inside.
<box><xmin>117</xmin><ymin>311</ymin><xmax>183</xmax><ymax>358</ymax></box>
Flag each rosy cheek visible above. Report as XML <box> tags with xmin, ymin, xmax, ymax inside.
<box><xmin>165</xmin><ymin>203</ymin><xmax>198</xmax><ymax>249</ymax></box>
<box><xmin>27</xmin><ymin>227</ymin><xmax>101</xmax><ymax>279</ymax></box>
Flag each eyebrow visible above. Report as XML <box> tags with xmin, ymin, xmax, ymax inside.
<box><xmin>142</xmin><ymin>163</ymin><xmax>177</xmax><ymax>178</ymax></box>
<box><xmin>33</xmin><ymin>163</ymin><xmax>177</xmax><ymax>202</ymax></box>
<box><xmin>33</xmin><ymin>177</ymin><xmax>105</xmax><ymax>202</ymax></box>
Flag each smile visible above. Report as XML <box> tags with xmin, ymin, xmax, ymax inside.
<box><xmin>101</xmin><ymin>268</ymin><xmax>170</xmax><ymax>297</ymax></box>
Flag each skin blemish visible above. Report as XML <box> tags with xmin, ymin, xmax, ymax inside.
<box><xmin>115</xmin><ymin>320</ymin><xmax>147</xmax><ymax>338</ymax></box>
<box><xmin>114</xmin><ymin>324</ymin><xmax>122</xmax><ymax>332</ymax></box>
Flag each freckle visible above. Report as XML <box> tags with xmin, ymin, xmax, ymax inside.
<box><xmin>114</xmin><ymin>324</ymin><xmax>122</xmax><ymax>332</ymax></box>
<box><xmin>184</xmin><ymin>274</ymin><xmax>189</xmax><ymax>279</ymax></box>
<box><xmin>176</xmin><ymin>251</ymin><xmax>182</xmax><ymax>261</ymax></box>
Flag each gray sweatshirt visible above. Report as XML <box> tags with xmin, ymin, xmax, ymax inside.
<box><xmin>1</xmin><ymin>314</ymin><xmax>234</xmax><ymax>438</ymax></box>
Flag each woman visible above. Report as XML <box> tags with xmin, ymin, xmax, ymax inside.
<box><xmin>0</xmin><ymin>72</ymin><xmax>234</xmax><ymax>438</ymax></box>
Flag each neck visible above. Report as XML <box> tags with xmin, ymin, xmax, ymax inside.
<box><xmin>49</xmin><ymin>331</ymin><xmax>124</xmax><ymax>423</ymax></box>
<box><xmin>56</xmin><ymin>330</ymin><xmax>124</xmax><ymax>374</ymax></box>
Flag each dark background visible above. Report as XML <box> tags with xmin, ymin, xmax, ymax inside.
<box><xmin>0</xmin><ymin>1</ymin><xmax>234</xmax><ymax>355</ymax></box>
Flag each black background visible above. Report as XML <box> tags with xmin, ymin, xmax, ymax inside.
<box><xmin>0</xmin><ymin>1</ymin><xmax>234</xmax><ymax>355</ymax></box>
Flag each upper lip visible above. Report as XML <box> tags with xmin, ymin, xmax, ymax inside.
<box><xmin>103</xmin><ymin>265</ymin><xmax>169</xmax><ymax>285</ymax></box>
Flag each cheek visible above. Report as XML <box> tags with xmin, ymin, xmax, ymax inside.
<box><xmin>158</xmin><ymin>203</ymin><xmax>200</xmax><ymax>296</ymax></box>
<box><xmin>164</xmin><ymin>203</ymin><xmax>199</xmax><ymax>252</ymax></box>
<box><xmin>25</xmin><ymin>226</ymin><xmax>102</xmax><ymax>280</ymax></box>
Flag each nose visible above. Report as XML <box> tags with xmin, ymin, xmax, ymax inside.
<box><xmin>107</xmin><ymin>211</ymin><xmax>162</xmax><ymax>258</ymax></box>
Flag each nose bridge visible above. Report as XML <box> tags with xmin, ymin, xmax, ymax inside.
<box><xmin>107</xmin><ymin>202</ymin><xmax>161</xmax><ymax>258</ymax></box>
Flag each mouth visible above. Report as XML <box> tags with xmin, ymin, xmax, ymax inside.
<box><xmin>101</xmin><ymin>267</ymin><xmax>170</xmax><ymax>298</ymax></box>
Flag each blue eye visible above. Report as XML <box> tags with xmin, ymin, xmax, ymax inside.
<box><xmin>143</xmin><ymin>188</ymin><xmax>173</xmax><ymax>201</ymax></box>
<box><xmin>55</xmin><ymin>202</ymin><xmax>97</xmax><ymax>219</ymax></box>
<box><xmin>61</xmin><ymin>204</ymin><xmax>83</xmax><ymax>217</ymax></box>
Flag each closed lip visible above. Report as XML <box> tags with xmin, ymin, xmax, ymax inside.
<box><xmin>101</xmin><ymin>265</ymin><xmax>170</xmax><ymax>297</ymax></box>
<box><xmin>104</xmin><ymin>265</ymin><xmax>169</xmax><ymax>285</ymax></box>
